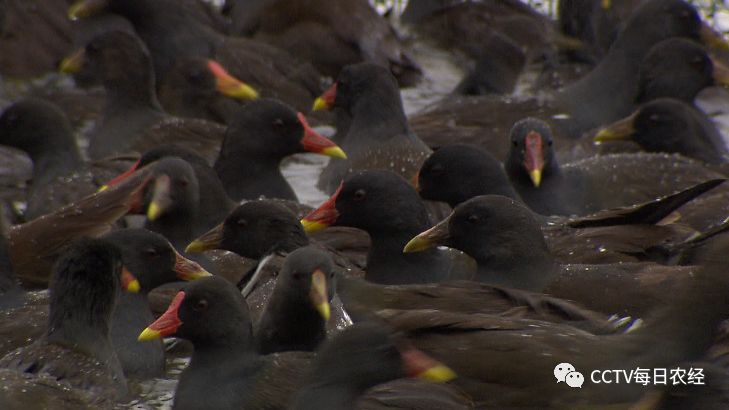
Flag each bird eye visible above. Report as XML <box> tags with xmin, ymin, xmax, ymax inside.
<box><xmin>236</xmin><ymin>219</ymin><xmax>248</xmax><ymax>228</ymax></box>
<box><xmin>547</xmin><ymin>140</ymin><xmax>553</xmax><ymax>146</ymax></box>
<box><xmin>292</xmin><ymin>272</ymin><xmax>304</xmax><ymax>280</ymax></box>
<box><xmin>512</xmin><ymin>140</ymin><xmax>518</xmax><ymax>147</ymax></box>
<box><xmin>273</xmin><ymin>118</ymin><xmax>284</xmax><ymax>128</ymax></box>
<box><xmin>467</xmin><ymin>214</ymin><xmax>480</xmax><ymax>224</ymax></box>
<box><xmin>352</xmin><ymin>189</ymin><xmax>366</xmax><ymax>201</ymax></box>
<box><xmin>178</xmin><ymin>178</ymin><xmax>189</xmax><ymax>188</ymax></box>
<box><xmin>145</xmin><ymin>247</ymin><xmax>159</xmax><ymax>257</ymax></box>
<box><xmin>649</xmin><ymin>114</ymin><xmax>661</xmax><ymax>122</ymax></box>
<box><xmin>193</xmin><ymin>299</ymin><xmax>208</xmax><ymax>312</ymax></box>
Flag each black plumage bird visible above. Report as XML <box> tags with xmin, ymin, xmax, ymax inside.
<box><xmin>404</xmin><ymin>195</ymin><xmax>698</xmax><ymax>316</ymax></box>
<box><xmin>255</xmin><ymin>246</ymin><xmax>335</xmax><ymax>354</ymax></box>
<box><xmin>0</xmin><ymin>98</ymin><xmax>98</xmax><ymax>220</ymax></box>
<box><xmin>0</xmin><ymin>238</ymin><xmax>128</xmax><ymax>404</ymax></box>
<box><xmin>314</xmin><ymin>63</ymin><xmax>432</xmax><ymax>194</ymax></box>
<box><xmin>302</xmin><ymin>170</ymin><xmax>476</xmax><ymax>284</ymax></box>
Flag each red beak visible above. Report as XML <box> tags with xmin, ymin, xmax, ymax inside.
<box><xmin>300</xmin><ymin>182</ymin><xmax>343</xmax><ymax>232</ymax></box>
<box><xmin>99</xmin><ymin>159</ymin><xmax>141</xmax><ymax>192</ymax></box>
<box><xmin>138</xmin><ymin>291</ymin><xmax>185</xmax><ymax>341</ymax></box>
<box><xmin>312</xmin><ymin>83</ymin><xmax>337</xmax><ymax>111</ymax></box>
<box><xmin>297</xmin><ymin>113</ymin><xmax>347</xmax><ymax>159</ymax></box>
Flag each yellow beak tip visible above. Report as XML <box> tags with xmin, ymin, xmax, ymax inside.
<box><xmin>418</xmin><ymin>365</ymin><xmax>457</xmax><ymax>383</ymax></box>
<box><xmin>228</xmin><ymin>85</ymin><xmax>258</xmax><ymax>101</ymax></box>
<box><xmin>312</xmin><ymin>98</ymin><xmax>327</xmax><ymax>112</ymax></box>
<box><xmin>185</xmin><ymin>241</ymin><xmax>205</xmax><ymax>254</ymax></box>
<box><xmin>126</xmin><ymin>280</ymin><xmax>141</xmax><ymax>293</ymax></box>
<box><xmin>184</xmin><ymin>270</ymin><xmax>213</xmax><ymax>281</ymax></box>
<box><xmin>322</xmin><ymin>146</ymin><xmax>347</xmax><ymax>159</ymax></box>
<box><xmin>301</xmin><ymin>219</ymin><xmax>327</xmax><ymax>233</ymax></box>
<box><xmin>529</xmin><ymin>170</ymin><xmax>542</xmax><ymax>188</ymax></box>
<box><xmin>97</xmin><ymin>185</ymin><xmax>109</xmax><ymax>192</ymax></box>
<box><xmin>146</xmin><ymin>203</ymin><xmax>162</xmax><ymax>221</ymax></box>
<box><xmin>403</xmin><ymin>237</ymin><xmax>430</xmax><ymax>253</ymax></box>
<box><xmin>138</xmin><ymin>328</ymin><xmax>162</xmax><ymax>342</ymax></box>
<box><xmin>317</xmin><ymin>303</ymin><xmax>331</xmax><ymax>322</ymax></box>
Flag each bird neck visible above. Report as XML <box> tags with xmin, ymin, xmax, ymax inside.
<box><xmin>47</xmin><ymin>303</ymin><xmax>114</xmax><ymax>362</ymax></box>
<box><xmin>214</xmin><ymin>148</ymin><xmax>294</xmax><ymax>201</ymax></box>
<box><xmin>348</xmin><ymin>92</ymin><xmax>410</xmax><ymax>142</ymax></box>
<box><xmin>31</xmin><ymin>143</ymin><xmax>83</xmax><ymax>186</ymax></box>
<box><xmin>104</xmin><ymin>75</ymin><xmax>164</xmax><ymax>115</ymax></box>
<box><xmin>146</xmin><ymin>212</ymin><xmax>197</xmax><ymax>251</ymax></box>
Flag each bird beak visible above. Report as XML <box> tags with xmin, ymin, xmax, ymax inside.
<box><xmin>524</xmin><ymin>131</ymin><xmax>544</xmax><ymax>188</ymax></box>
<box><xmin>700</xmin><ymin>23</ymin><xmax>729</xmax><ymax>51</ymax></box>
<box><xmin>59</xmin><ymin>49</ymin><xmax>86</xmax><ymax>74</ymax></box>
<box><xmin>138</xmin><ymin>291</ymin><xmax>185</xmax><ymax>341</ymax></box>
<box><xmin>297</xmin><ymin>113</ymin><xmax>347</xmax><ymax>159</ymax></box>
<box><xmin>121</xmin><ymin>266</ymin><xmax>141</xmax><ymax>293</ymax></box>
<box><xmin>312</xmin><ymin>83</ymin><xmax>337</xmax><ymax>111</ymax></box>
<box><xmin>601</xmin><ymin>0</ymin><xmax>611</xmax><ymax>9</ymax></box>
<box><xmin>594</xmin><ymin>111</ymin><xmax>638</xmax><ymax>143</ymax></box>
<box><xmin>403</xmin><ymin>214</ymin><xmax>451</xmax><ymax>253</ymax></box>
<box><xmin>67</xmin><ymin>0</ymin><xmax>107</xmax><ymax>20</ymax></box>
<box><xmin>301</xmin><ymin>182</ymin><xmax>342</xmax><ymax>233</ymax></box>
<box><xmin>174</xmin><ymin>249</ymin><xmax>212</xmax><ymax>281</ymax></box>
<box><xmin>400</xmin><ymin>342</ymin><xmax>457</xmax><ymax>382</ymax></box>
<box><xmin>207</xmin><ymin>60</ymin><xmax>259</xmax><ymax>100</ymax></box>
<box><xmin>712</xmin><ymin>57</ymin><xmax>729</xmax><ymax>87</ymax></box>
<box><xmin>99</xmin><ymin>159</ymin><xmax>142</xmax><ymax>192</ymax></box>
<box><xmin>186</xmin><ymin>222</ymin><xmax>223</xmax><ymax>253</ymax></box>
<box><xmin>146</xmin><ymin>174</ymin><xmax>172</xmax><ymax>221</ymax></box>
<box><xmin>309</xmin><ymin>269</ymin><xmax>330</xmax><ymax>321</ymax></box>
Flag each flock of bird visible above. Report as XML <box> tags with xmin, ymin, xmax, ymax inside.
<box><xmin>2</xmin><ymin>0</ymin><xmax>729</xmax><ymax>408</ymax></box>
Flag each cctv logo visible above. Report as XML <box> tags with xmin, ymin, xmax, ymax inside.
<box><xmin>554</xmin><ymin>363</ymin><xmax>584</xmax><ymax>388</ymax></box>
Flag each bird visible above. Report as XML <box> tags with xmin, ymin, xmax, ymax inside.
<box><xmin>140</xmin><ymin>276</ymin><xmax>455</xmax><ymax>410</ymax></box>
<box><xmin>594</xmin><ymin>97</ymin><xmax>729</xmax><ymax>164</ymax></box>
<box><xmin>452</xmin><ymin>31</ymin><xmax>527</xmax><ymax>97</ymax></box>
<box><xmin>6</xmin><ymin>161</ymin><xmax>155</xmax><ymax>288</ymax></box>
<box><xmin>373</xmin><ymin>233</ymin><xmax>729</xmax><ymax>407</ymax></box>
<box><xmin>102</xmin><ymin>228</ymin><xmax>212</xmax><ymax>380</ymax></box>
<box><xmin>289</xmin><ymin>321</ymin><xmax>457</xmax><ymax>410</ymax></box>
<box><xmin>213</xmin><ymin>98</ymin><xmax>346</xmax><ymax>202</ymax></box>
<box><xmin>416</xmin><ymin>143</ymin><xmax>722</xmax><ymax>264</ymax></box>
<box><xmin>302</xmin><ymin>170</ymin><xmax>477</xmax><ymax>285</ymax></box>
<box><xmin>335</xmin><ymin>275</ymin><xmax>627</xmax><ymax>336</ymax></box>
<box><xmin>408</xmin><ymin>0</ymin><xmax>729</xmax><ymax>161</ymax></box>
<box><xmin>68</xmin><ymin>0</ymin><xmax>325</xmax><ymax>113</ymax></box>
<box><xmin>137</xmin><ymin>276</ymin><xmax>313</xmax><ymax>410</ymax></box>
<box><xmin>504</xmin><ymin>117</ymin><xmax>727</xmax><ymax>218</ymax></box>
<box><xmin>635</xmin><ymin>37</ymin><xmax>729</xmax><ymax>105</ymax></box>
<box><xmin>0</xmin><ymin>98</ymin><xmax>99</xmax><ymax>221</ymax></box>
<box><xmin>184</xmin><ymin>199</ymin><xmax>363</xmax><ymax>331</ymax></box>
<box><xmin>228</xmin><ymin>0</ymin><xmax>423</xmax><ymax>87</ymax></box>
<box><xmin>403</xmin><ymin>195</ymin><xmax>698</xmax><ymax>316</ymax></box>
<box><xmin>255</xmin><ymin>245</ymin><xmax>335</xmax><ymax>354</ymax></box>
<box><xmin>313</xmin><ymin>62</ymin><xmax>432</xmax><ymax>194</ymax></box>
<box><xmin>0</xmin><ymin>238</ymin><xmax>129</xmax><ymax>405</ymax></box>
<box><xmin>157</xmin><ymin>57</ymin><xmax>259</xmax><ymax>124</ymax></box>
<box><xmin>99</xmin><ymin>144</ymin><xmax>237</xmax><ymax>245</ymax></box>
<box><xmin>415</xmin><ymin>143</ymin><xmax>521</xmax><ymax>207</ymax></box>
<box><xmin>60</xmin><ymin>29</ymin><xmax>228</xmax><ymax>160</ymax></box>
